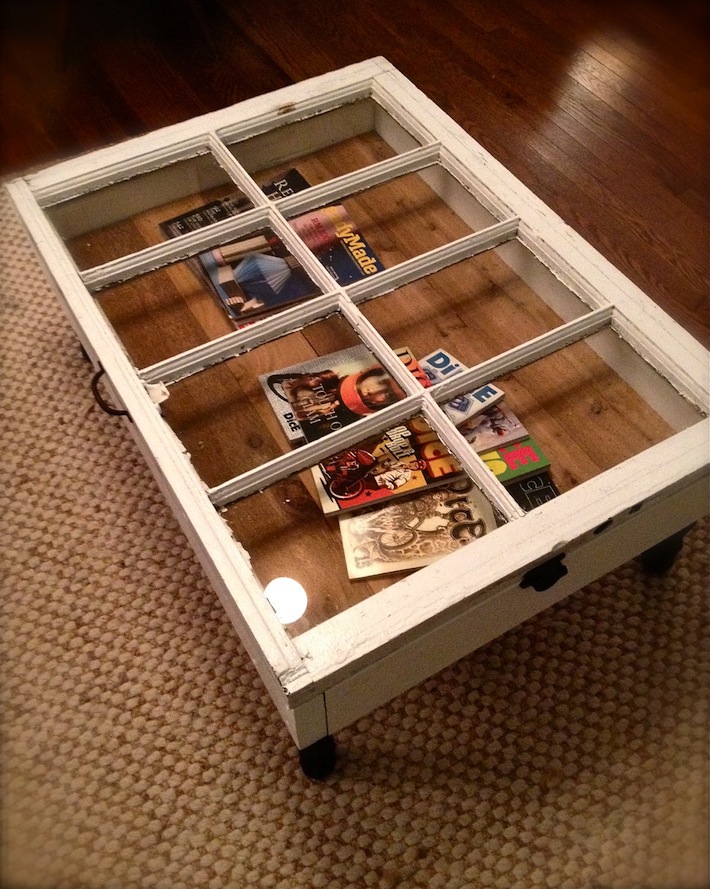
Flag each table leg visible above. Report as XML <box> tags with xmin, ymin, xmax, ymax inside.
<box><xmin>298</xmin><ymin>735</ymin><xmax>337</xmax><ymax>780</ymax></box>
<box><xmin>636</xmin><ymin>524</ymin><xmax>696</xmax><ymax>576</ymax></box>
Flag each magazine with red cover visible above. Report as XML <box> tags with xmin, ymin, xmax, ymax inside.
<box><xmin>312</xmin><ymin>414</ymin><xmax>464</xmax><ymax>515</ymax></box>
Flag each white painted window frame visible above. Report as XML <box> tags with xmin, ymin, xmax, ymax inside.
<box><xmin>7</xmin><ymin>58</ymin><xmax>708</xmax><ymax>752</ymax></box>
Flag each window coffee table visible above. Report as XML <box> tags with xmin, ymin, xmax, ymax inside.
<box><xmin>7</xmin><ymin>58</ymin><xmax>708</xmax><ymax>779</ymax></box>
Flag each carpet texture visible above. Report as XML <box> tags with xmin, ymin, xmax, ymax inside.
<box><xmin>1</xmin><ymin>184</ymin><xmax>708</xmax><ymax>889</ymax></box>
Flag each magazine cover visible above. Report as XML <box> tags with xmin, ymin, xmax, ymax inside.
<box><xmin>458</xmin><ymin>401</ymin><xmax>528</xmax><ymax>452</ymax></box>
<box><xmin>198</xmin><ymin>203</ymin><xmax>385</xmax><ymax>323</ymax></box>
<box><xmin>506</xmin><ymin>471</ymin><xmax>560</xmax><ymax>511</ymax></box>
<box><xmin>479</xmin><ymin>436</ymin><xmax>551</xmax><ymax>484</ymax></box>
<box><xmin>159</xmin><ymin>168</ymin><xmax>314</xmax><ymax>322</ymax></box>
<box><xmin>420</xmin><ymin>349</ymin><xmax>504</xmax><ymax>424</ymax></box>
<box><xmin>312</xmin><ymin>415</ymin><xmax>464</xmax><ymax>515</ymax></box>
<box><xmin>339</xmin><ymin>477</ymin><xmax>498</xmax><ymax>578</ymax></box>
<box><xmin>199</xmin><ymin>234</ymin><xmax>317</xmax><ymax>322</ymax></box>
<box><xmin>261</xmin><ymin>345</ymin><xmax>431</xmax><ymax>443</ymax></box>
<box><xmin>278</xmin><ymin>356</ymin><xmax>407</xmax><ymax>443</ymax></box>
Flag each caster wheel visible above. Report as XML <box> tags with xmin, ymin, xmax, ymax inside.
<box><xmin>298</xmin><ymin>735</ymin><xmax>337</xmax><ymax>780</ymax></box>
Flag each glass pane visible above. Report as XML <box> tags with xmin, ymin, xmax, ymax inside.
<box><xmin>158</xmin><ymin>314</ymin><xmax>429</xmax><ymax>487</ymax></box>
<box><xmin>360</xmin><ymin>246</ymin><xmax>587</xmax><ymax>368</ymax></box>
<box><xmin>467</xmin><ymin>332</ymin><xmax>705</xmax><ymax>505</ymax></box>
<box><xmin>225</xmin><ymin>98</ymin><xmax>411</xmax><ymax>185</ymax></box>
<box><xmin>221</xmin><ymin>455</ymin><xmax>499</xmax><ymax>638</ymax></box>
<box><xmin>47</xmin><ymin>152</ymin><xmax>249</xmax><ymax>269</ymax></box>
<box><xmin>95</xmin><ymin>225</ymin><xmax>326</xmax><ymax>368</ymax></box>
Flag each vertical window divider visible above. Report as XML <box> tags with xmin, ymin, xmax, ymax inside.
<box><xmin>419</xmin><ymin>392</ymin><xmax>527</xmax><ymax>521</ymax></box>
<box><xmin>206</xmin><ymin>133</ymin><xmax>273</xmax><ymax>209</ymax></box>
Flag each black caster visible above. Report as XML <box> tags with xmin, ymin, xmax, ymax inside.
<box><xmin>298</xmin><ymin>735</ymin><xmax>337</xmax><ymax>780</ymax></box>
<box><xmin>636</xmin><ymin>524</ymin><xmax>696</xmax><ymax>576</ymax></box>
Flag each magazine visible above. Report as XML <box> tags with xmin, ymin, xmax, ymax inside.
<box><xmin>506</xmin><ymin>471</ymin><xmax>560</xmax><ymax>511</ymax></box>
<box><xmin>261</xmin><ymin>344</ymin><xmax>431</xmax><ymax>443</ymax></box>
<box><xmin>458</xmin><ymin>400</ymin><xmax>528</xmax><ymax>452</ymax></box>
<box><xmin>160</xmin><ymin>168</ymin><xmax>312</xmax><ymax>323</ymax></box>
<box><xmin>312</xmin><ymin>414</ymin><xmax>464</xmax><ymax>515</ymax></box>
<box><xmin>420</xmin><ymin>349</ymin><xmax>504</xmax><ymax>424</ymax></box>
<box><xmin>339</xmin><ymin>477</ymin><xmax>498</xmax><ymax>578</ymax></box>
<box><xmin>158</xmin><ymin>168</ymin><xmax>310</xmax><ymax>239</ymax></box>
<box><xmin>278</xmin><ymin>353</ymin><xmax>411</xmax><ymax>444</ymax></box>
<box><xmin>479</xmin><ymin>435</ymin><xmax>551</xmax><ymax>484</ymax></box>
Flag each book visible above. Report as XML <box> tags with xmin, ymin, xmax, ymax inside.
<box><xmin>261</xmin><ymin>344</ymin><xmax>431</xmax><ymax>443</ymax></box>
<box><xmin>339</xmin><ymin>477</ymin><xmax>498</xmax><ymax>578</ymax></box>
<box><xmin>506</xmin><ymin>471</ymin><xmax>560</xmax><ymax>511</ymax></box>
<box><xmin>312</xmin><ymin>414</ymin><xmax>464</xmax><ymax>515</ymax></box>
<box><xmin>458</xmin><ymin>400</ymin><xmax>528</xmax><ymax>452</ymax></box>
<box><xmin>479</xmin><ymin>435</ymin><xmax>551</xmax><ymax>484</ymax></box>
<box><xmin>420</xmin><ymin>349</ymin><xmax>504</xmax><ymax>424</ymax></box>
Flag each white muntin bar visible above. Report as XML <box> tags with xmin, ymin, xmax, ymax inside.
<box><xmin>274</xmin><ymin>143</ymin><xmax>442</xmax><ymax>218</ymax></box>
<box><xmin>80</xmin><ymin>205</ymin><xmax>272</xmax><ymax>291</ymax></box>
<box><xmin>207</xmin><ymin>395</ymin><xmax>425</xmax><ymax>509</ymax></box>
<box><xmin>346</xmin><ymin>218</ymin><xmax>521</xmax><ymax>303</ymax></box>
<box><xmin>138</xmin><ymin>292</ymin><xmax>342</xmax><ymax>386</ymax></box>
<box><xmin>205</xmin><ymin>133</ymin><xmax>277</xmax><ymax>210</ymax></box>
<box><xmin>417</xmin><ymin>392</ymin><xmax>527</xmax><ymax>522</ymax></box>
<box><xmin>206</xmin><ymin>307</ymin><xmax>615</xmax><ymax>511</ymax></box>
<box><xmin>429</xmin><ymin>307</ymin><xmax>615</xmax><ymax>405</ymax></box>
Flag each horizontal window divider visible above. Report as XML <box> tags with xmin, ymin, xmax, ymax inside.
<box><xmin>81</xmin><ymin>205</ymin><xmax>272</xmax><ymax>291</ymax></box>
<box><xmin>139</xmin><ymin>292</ymin><xmax>342</xmax><ymax>386</ymax></box>
<box><xmin>275</xmin><ymin>143</ymin><xmax>442</xmax><ymax>217</ymax></box>
<box><xmin>32</xmin><ymin>135</ymin><xmax>213</xmax><ymax>208</ymax></box>
<box><xmin>419</xmin><ymin>394</ymin><xmax>527</xmax><ymax>521</ymax></box>
<box><xmin>346</xmin><ymin>218</ymin><xmax>520</xmax><ymax>302</ymax></box>
<box><xmin>208</xmin><ymin>394</ymin><xmax>426</xmax><ymax>509</ymax></box>
<box><xmin>215</xmin><ymin>80</ymin><xmax>375</xmax><ymax>147</ymax></box>
<box><xmin>431</xmin><ymin>306</ymin><xmax>615</xmax><ymax>404</ymax></box>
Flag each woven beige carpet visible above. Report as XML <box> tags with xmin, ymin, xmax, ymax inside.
<box><xmin>1</xmin><ymin>182</ymin><xmax>708</xmax><ymax>889</ymax></box>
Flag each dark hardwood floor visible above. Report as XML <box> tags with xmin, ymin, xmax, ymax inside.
<box><xmin>1</xmin><ymin>0</ymin><xmax>708</xmax><ymax>344</ymax></box>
